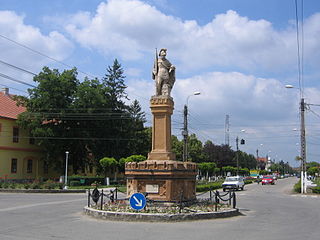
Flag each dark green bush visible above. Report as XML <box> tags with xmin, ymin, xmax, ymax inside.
<box><xmin>29</xmin><ymin>181</ymin><xmax>41</xmax><ymax>189</ymax></box>
<box><xmin>196</xmin><ymin>182</ymin><xmax>222</xmax><ymax>192</ymax></box>
<box><xmin>294</xmin><ymin>180</ymin><xmax>301</xmax><ymax>193</ymax></box>
<box><xmin>244</xmin><ymin>180</ymin><xmax>254</xmax><ymax>184</ymax></box>
<box><xmin>70</xmin><ymin>180</ymin><xmax>81</xmax><ymax>187</ymax></box>
<box><xmin>42</xmin><ymin>180</ymin><xmax>62</xmax><ymax>189</ymax></box>
<box><xmin>2</xmin><ymin>182</ymin><xmax>9</xmax><ymax>189</ymax></box>
<box><xmin>68</xmin><ymin>176</ymin><xmax>105</xmax><ymax>186</ymax></box>
<box><xmin>311</xmin><ymin>186</ymin><xmax>320</xmax><ymax>194</ymax></box>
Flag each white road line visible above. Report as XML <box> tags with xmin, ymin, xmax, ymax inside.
<box><xmin>0</xmin><ymin>198</ymin><xmax>86</xmax><ymax>212</ymax></box>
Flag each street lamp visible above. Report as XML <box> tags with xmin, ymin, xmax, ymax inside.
<box><xmin>64</xmin><ymin>151</ymin><xmax>69</xmax><ymax>190</ymax></box>
<box><xmin>285</xmin><ymin>84</ymin><xmax>306</xmax><ymax>194</ymax></box>
<box><xmin>182</xmin><ymin>91</ymin><xmax>201</xmax><ymax>162</ymax></box>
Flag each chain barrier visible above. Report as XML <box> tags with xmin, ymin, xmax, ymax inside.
<box><xmin>88</xmin><ymin>187</ymin><xmax>237</xmax><ymax>212</ymax></box>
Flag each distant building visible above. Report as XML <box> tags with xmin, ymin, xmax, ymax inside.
<box><xmin>257</xmin><ymin>157</ymin><xmax>267</xmax><ymax>170</ymax></box>
<box><xmin>0</xmin><ymin>88</ymin><xmax>58</xmax><ymax>181</ymax></box>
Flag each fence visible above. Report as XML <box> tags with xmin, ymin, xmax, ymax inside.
<box><xmin>87</xmin><ymin>187</ymin><xmax>237</xmax><ymax>212</ymax></box>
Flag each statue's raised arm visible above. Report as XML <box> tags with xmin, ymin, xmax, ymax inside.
<box><xmin>152</xmin><ymin>48</ymin><xmax>175</xmax><ymax>96</ymax></box>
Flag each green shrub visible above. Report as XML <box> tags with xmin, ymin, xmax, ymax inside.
<box><xmin>196</xmin><ymin>181</ymin><xmax>222</xmax><ymax>192</ymax></box>
<box><xmin>2</xmin><ymin>182</ymin><xmax>9</xmax><ymax>189</ymax></box>
<box><xmin>42</xmin><ymin>180</ymin><xmax>62</xmax><ymax>189</ymax></box>
<box><xmin>311</xmin><ymin>186</ymin><xmax>320</xmax><ymax>194</ymax></box>
<box><xmin>68</xmin><ymin>176</ymin><xmax>105</xmax><ymax>186</ymax></box>
<box><xmin>9</xmin><ymin>183</ymin><xmax>17</xmax><ymax>189</ymax></box>
<box><xmin>244</xmin><ymin>180</ymin><xmax>254</xmax><ymax>184</ymax></box>
<box><xmin>294</xmin><ymin>180</ymin><xmax>301</xmax><ymax>193</ymax></box>
<box><xmin>70</xmin><ymin>180</ymin><xmax>81</xmax><ymax>187</ymax></box>
<box><xmin>29</xmin><ymin>181</ymin><xmax>41</xmax><ymax>189</ymax></box>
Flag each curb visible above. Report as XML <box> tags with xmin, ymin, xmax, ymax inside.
<box><xmin>0</xmin><ymin>189</ymin><xmax>86</xmax><ymax>193</ymax></box>
<box><xmin>83</xmin><ymin>206</ymin><xmax>241</xmax><ymax>222</ymax></box>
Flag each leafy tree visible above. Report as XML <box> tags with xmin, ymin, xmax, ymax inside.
<box><xmin>222</xmin><ymin>166</ymin><xmax>237</xmax><ymax>176</ymax></box>
<box><xmin>172</xmin><ymin>135</ymin><xmax>183</xmax><ymax>161</ymax></box>
<box><xmin>307</xmin><ymin>167</ymin><xmax>319</xmax><ymax>176</ymax></box>
<box><xmin>198</xmin><ymin>162</ymin><xmax>216</xmax><ymax>179</ymax></box>
<box><xmin>99</xmin><ymin>157</ymin><xmax>118</xmax><ymax>180</ymax></box>
<box><xmin>188</xmin><ymin>134</ymin><xmax>204</xmax><ymax>162</ymax></box>
<box><xmin>17</xmin><ymin>67</ymin><xmax>79</xmax><ymax>174</ymax></box>
<box><xmin>17</xmin><ymin>60</ymin><xmax>150</xmax><ymax>175</ymax></box>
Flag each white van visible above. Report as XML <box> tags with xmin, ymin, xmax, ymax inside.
<box><xmin>222</xmin><ymin>176</ymin><xmax>245</xmax><ymax>191</ymax></box>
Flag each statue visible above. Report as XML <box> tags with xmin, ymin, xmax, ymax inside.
<box><xmin>152</xmin><ymin>48</ymin><xmax>175</xmax><ymax>96</ymax></box>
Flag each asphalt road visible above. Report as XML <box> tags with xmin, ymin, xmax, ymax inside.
<box><xmin>0</xmin><ymin>177</ymin><xmax>319</xmax><ymax>240</ymax></box>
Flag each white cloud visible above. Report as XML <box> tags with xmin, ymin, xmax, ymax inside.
<box><xmin>0</xmin><ymin>10</ymin><xmax>74</xmax><ymax>89</ymax></box>
<box><xmin>63</xmin><ymin>0</ymin><xmax>320</xmax><ymax>73</ymax></box>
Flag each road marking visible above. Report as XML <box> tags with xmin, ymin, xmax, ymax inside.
<box><xmin>0</xmin><ymin>198</ymin><xmax>86</xmax><ymax>212</ymax></box>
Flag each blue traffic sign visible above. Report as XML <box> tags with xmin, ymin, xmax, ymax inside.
<box><xmin>129</xmin><ymin>193</ymin><xmax>146</xmax><ymax>210</ymax></box>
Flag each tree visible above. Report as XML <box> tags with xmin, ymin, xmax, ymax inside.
<box><xmin>118</xmin><ymin>154</ymin><xmax>147</xmax><ymax>173</ymax></box>
<box><xmin>172</xmin><ymin>135</ymin><xmax>183</xmax><ymax>161</ymax></box>
<box><xmin>99</xmin><ymin>157</ymin><xmax>118</xmax><ymax>180</ymax></box>
<box><xmin>188</xmin><ymin>134</ymin><xmax>204</xmax><ymax>162</ymax></box>
<box><xmin>17</xmin><ymin>67</ymin><xmax>80</xmax><ymax>174</ymax></box>
<box><xmin>307</xmin><ymin>167</ymin><xmax>319</xmax><ymax>176</ymax></box>
<box><xmin>198</xmin><ymin>162</ymin><xmax>216</xmax><ymax>179</ymax></box>
<box><xmin>102</xmin><ymin>58</ymin><xmax>127</xmax><ymax>111</ymax></box>
<box><xmin>17</xmin><ymin>60</ymin><xmax>150</xmax><ymax>175</ymax></box>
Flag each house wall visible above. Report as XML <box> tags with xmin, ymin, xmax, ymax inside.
<box><xmin>0</xmin><ymin>118</ymin><xmax>58</xmax><ymax>180</ymax></box>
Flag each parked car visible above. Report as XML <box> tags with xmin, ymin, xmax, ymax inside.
<box><xmin>261</xmin><ymin>176</ymin><xmax>275</xmax><ymax>185</ymax></box>
<box><xmin>222</xmin><ymin>176</ymin><xmax>245</xmax><ymax>191</ymax></box>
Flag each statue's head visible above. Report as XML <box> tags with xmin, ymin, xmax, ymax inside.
<box><xmin>159</xmin><ymin>48</ymin><xmax>167</xmax><ymax>57</ymax></box>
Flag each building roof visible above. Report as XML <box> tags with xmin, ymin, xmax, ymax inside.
<box><xmin>0</xmin><ymin>90</ymin><xmax>26</xmax><ymax>120</ymax></box>
<box><xmin>257</xmin><ymin>157</ymin><xmax>268</xmax><ymax>163</ymax></box>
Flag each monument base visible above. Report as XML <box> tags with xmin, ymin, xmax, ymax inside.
<box><xmin>125</xmin><ymin>160</ymin><xmax>197</xmax><ymax>201</ymax></box>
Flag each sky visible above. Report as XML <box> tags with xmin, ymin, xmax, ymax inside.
<box><xmin>1</xmin><ymin>0</ymin><xmax>320</xmax><ymax>167</ymax></box>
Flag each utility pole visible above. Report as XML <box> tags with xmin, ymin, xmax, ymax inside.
<box><xmin>236</xmin><ymin>137</ymin><xmax>239</xmax><ymax>176</ymax></box>
<box><xmin>225</xmin><ymin>115</ymin><xmax>230</xmax><ymax>146</ymax></box>
<box><xmin>300</xmin><ymin>98</ymin><xmax>306</xmax><ymax>194</ymax></box>
<box><xmin>182</xmin><ymin>105</ymin><xmax>188</xmax><ymax>162</ymax></box>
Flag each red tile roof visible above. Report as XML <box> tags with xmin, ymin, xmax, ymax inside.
<box><xmin>257</xmin><ymin>157</ymin><xmax>267</xmax><ymax>163</ymax></box>
<box><xmin>0</xmin><ymin>92</ymin><xmax>26</xmax><ymax>120</ymax></box>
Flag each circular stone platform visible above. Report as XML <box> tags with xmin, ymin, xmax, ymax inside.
<box><xmin>83</xmin><ymin>206</ymin><xmax>240</xmax><ymax>222</ymax></box>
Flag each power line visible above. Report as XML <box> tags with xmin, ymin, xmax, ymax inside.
<box><xmin>0</xmin><ymin>83</ymin><xmax>28</xmax><ymax>94</ymax></box>
<box><xmin>0</xmin><ymin>72</ymin><xmax>36</xmax><ymax>87</ymax></box>
<box><xmin>0</xmin><ymin>59</ymin><xmax>36</xmax><ymax>76</ymax></box>
<box><xmin>0</xmin><ymin>33</ymin><xmax>97</xmax><ymax>79</ymax></box>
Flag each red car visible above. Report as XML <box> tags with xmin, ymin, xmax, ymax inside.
<box><xmin>261</xmin><ymin>176</ymin><xmax>275</xmax><ymax>185</ymax></box>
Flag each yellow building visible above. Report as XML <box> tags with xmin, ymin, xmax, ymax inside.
<box><xmin>0</xmin><ymin>88</ymin><xmax>57</xmax><ymax>181</ymax></box>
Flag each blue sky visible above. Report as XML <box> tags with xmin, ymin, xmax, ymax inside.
<box><xmin>1</xmin><ymin>0</ymin><xmax>320</xmax><ymax>167</ymax></box>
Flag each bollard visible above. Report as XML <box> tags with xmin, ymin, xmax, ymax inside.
<box><xmin>229</xmin><ymin>191</ymin><xmax>232</xmax><ymax>206</ymax></box>
<box><xmin>88</xmin><ymin>189</ymin><xmax>91</xmax><ymax>207</ymax></box>
<box><xmin>232</xmin><ymin>192</ymin><xmax>236</xmax><ymax>208</ymax></box>
<box><xmin>100</xmin><ymin>189</ymin><xmax>104</xmax><ymax>210</ymax></box>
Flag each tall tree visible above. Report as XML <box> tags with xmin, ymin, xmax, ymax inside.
<box><xmin>17</xmin><ymin>67</ymin><xmax>79</xmax><ymax>173</ymax></box>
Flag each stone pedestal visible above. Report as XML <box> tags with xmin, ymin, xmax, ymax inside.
<box><xmin>148</xmin><ymin>96</ymin><xmax>175</xmax><ymax>161</ymax></box>
<box><xmin>125</xmin><ymin>96</ymin><xmax>197</xmax><ymax>201</ymax></box>
<box><xmin>126</xmin><ymin>160</ymin><xmax>197</xmax><ymax>201</ymax></box>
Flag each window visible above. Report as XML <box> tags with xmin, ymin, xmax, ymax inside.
<box><xmin>11</xmin><ymin>159</ymin><xmax>17</xmax><ymax>173</ymax></box>
<box><xmin>27</xmin><ymin>159</ymin><xmax>33</xmax><ymax>173</ymax></box>
<box><xmin>13</xmin><ymin>127</ymin><xmax>19</xmax><ymax>143</ymax></box>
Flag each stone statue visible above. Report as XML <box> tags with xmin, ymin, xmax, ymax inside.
<box><xmin>152</xmin><ymin>48</ymin><xmax>175</xmax><ymax>96</ymax></box>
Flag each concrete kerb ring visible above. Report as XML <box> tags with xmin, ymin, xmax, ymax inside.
<box><xmin>83</xmin><ymin>206</ymin><xmax>241</xmax><ymax>222</ymax></box>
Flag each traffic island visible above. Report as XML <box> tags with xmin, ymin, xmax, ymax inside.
<box><xmin>83</xmin><ymin>206</ymin><xmax>240</xmax><ymax>222</ymax></box>
<box><xmin>83</xmin><ymin>188</ymin><xmax>241</xmax><ymax>222</ymax></box>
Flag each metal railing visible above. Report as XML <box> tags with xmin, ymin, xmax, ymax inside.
<box><xmin>87</xmin><ymin>187</ymin><xmax>237</xmax><ymax>212</ymax></box>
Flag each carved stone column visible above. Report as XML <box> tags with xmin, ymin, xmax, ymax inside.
<box><xmin>148</xmin><ymin>96</ymin><xmax>176</xmax><ymax>161</ymax></box>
